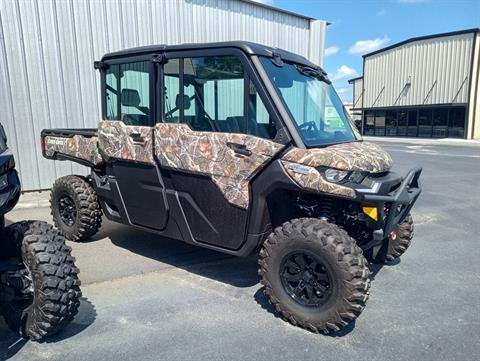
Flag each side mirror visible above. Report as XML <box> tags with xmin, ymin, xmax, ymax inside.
<box><xmin>121</xmin><ymin>88</ymin><xmax>141</xmax><ymax>107</ymax></box>
<box><xmin>176</xmin><ymin>94</ymin><xmax>191</xmax><ymax>110</ymax></box>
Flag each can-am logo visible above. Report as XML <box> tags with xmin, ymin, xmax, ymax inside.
<box><xmin>287</xmin><ymin>163</ymin><xmax>310</xmax><ymax>175</ymax></box>
<box><xmin>46</xmin><ymin>138</ymin><xmax>67</xmax><ymax>146</ymax></box>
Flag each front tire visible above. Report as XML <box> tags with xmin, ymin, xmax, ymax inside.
<box><xmin>51</xmin><ymin>175</ymin><xmax>102</xmax><ymax>242</ymax></box>
<box><xmin>372</xmin><ymin>214</ymin><xmax>414</xmax><ymax>264</ymax></box>
<box><xmin>259</xmin><ymin>218</ymin><xmax>370</xmax><ymax>334</ymax></box>
<box><xmin>1</xmin><ymin>221</ymin><xmax>81</xmax><ymax>340</ymax></box>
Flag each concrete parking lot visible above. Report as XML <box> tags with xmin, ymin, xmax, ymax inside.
<box><xmin>1</xmin><ymin>140</ymin><xmax>480</xmax><ymax>361</ymax></box>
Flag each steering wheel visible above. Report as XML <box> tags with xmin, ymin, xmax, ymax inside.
<box><xmin>299</xmin><ymin>121</ymin><xmax>318</xmax><ymax>133</ymax></box>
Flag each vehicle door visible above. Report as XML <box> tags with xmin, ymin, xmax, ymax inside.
<box><xmin>97</xmin><ymin>56</ymin><xmax>169</xmax><ymax>230</ymax></box>
<box><xmin>154</xmin><ymin>50</ymin><xmax>287</xmax><ymax>249</ymax></box>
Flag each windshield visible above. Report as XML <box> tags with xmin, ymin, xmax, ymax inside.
<box><xmin>260</xmin><ymin>57</ymin><xmax>359</xmax><ymax>147</ymax></box>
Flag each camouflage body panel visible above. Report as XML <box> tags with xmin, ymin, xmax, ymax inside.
<box><xmin>44</xmin><ymin>135</ymin><xmax>103</xmax><ymax>166</ymax></box>
<box><xmin>98</xmin><ymin>120</ymin><xmax>154</xmax><ymax>164</ymax></box>
<box><xmin>281</xmin><ymin>161</ymin><xmax>356</xmax><ymax>198</ymax></box>
<box><xmin>282</xmin><ymin>141</ymin><xmax>392</xmax><ymax>173</ymax></box>
<box><xmin>154</xmin><ymin>123</ymin><xmax>284</xmax><ymax>209</ymax></box>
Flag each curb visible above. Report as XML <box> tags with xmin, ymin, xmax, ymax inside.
<box><xmin>363</xmin><ymin>136</ymin><xmax>480</xmax><ymax>147</ymax></box>
<box><xmin>16</xmin><ymin>191</ymin><xmax>51</xmax><ymax>210</ymax></box>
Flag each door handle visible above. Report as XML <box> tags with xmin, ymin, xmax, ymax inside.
<box><xmin>130</xmin><ymin>133</ymin><xmax>146</xmax><ymax>145</ymax></box>
<box><xmin>226</xmin><ymin>142</ymin><xmax>252</xmax><ymax>156</ymax></box>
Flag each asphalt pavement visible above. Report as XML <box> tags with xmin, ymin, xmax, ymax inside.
<box><xmin>1</xmin><ymin>140</ymin><xmax>480</xmax><ymax>361</ymax></box>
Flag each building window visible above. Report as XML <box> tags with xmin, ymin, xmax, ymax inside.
<box><xmin>407</xmin><ymin>110</ymin><xmax>417</xmax><ymax>137</ymax></box>
<box><xmin>374</xmin><ymin>110</ymin><xmax>386</xmax><ymax>136</ymax></box>
<box><xmin>397</xmin><ymin>110</ymin><xmax>407</xmax><ymax>136</ymax></box>
<box><xmin>449</xmin><ymin>107</ymin><xmax>466</xmax><ymax>138</ymax></box>
<box><xmin>363</xmin><ymin>111</ymin><xmax>375</xmax><ymax>135</ymax></box>
<box><xmin>362</xmin><ymin>106</ymin><xmax>466</xmax><ymax>139</ymax></box>
<box><xmin>432</xmin><ymin>108</ymin><xmax>448</xmax><ymax>138</ymax></box>
<box><xmin>418</xmin><ymin>109</ymin><xmax>432</xmax><ymax>137</ymax></box>
<box><xmin>385</xmin><ymin>110</ymin><xmax>397</xmax><ymax>136</ymax></box>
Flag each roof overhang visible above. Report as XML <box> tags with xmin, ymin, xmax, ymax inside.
<box><xmin>362</xmin><ymin>28</ymin><xmax>480</xmax><ymax>58</ymax></box>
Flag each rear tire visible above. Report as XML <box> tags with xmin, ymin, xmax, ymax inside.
<box><xmin>51</xmin><ymin>175</ymin><xmax>102</xmax><ymax>242</ymax></box>
<box><xmin>1</xmin><ymin>221</ymin><xmax>81</xmax><ymax>340</ymax></box>
<box><xmin>259</xmin><ymin>218</ymin><xmax>370</xmax><ymax>334</ymax></box>
<box><xmin>372</xmin><ymin>214</ymin><xmax>414</xmax><ymax>264</ymax></box>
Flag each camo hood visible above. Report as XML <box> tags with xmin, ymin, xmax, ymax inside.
<box><xmin>282</xmin><ymin>141</ymin><xmax>393</xmax><ymax>173</ymax></box>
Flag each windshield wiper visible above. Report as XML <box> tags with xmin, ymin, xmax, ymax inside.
<box><xmin>294</xmin><ymin>64</ymin><xmax>331</xmax><ymax>85</ymax></box>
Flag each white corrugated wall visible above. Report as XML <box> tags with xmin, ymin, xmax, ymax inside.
<box><xmin>0</xmin><ymin>0</ymin><xmax>326</xmax><ymax>191</ymax></box>
<box><xmin>352</xmin><ymin>78</ymin><xmax>363</xmax><ymax>109</ymax></box>
<box><xmin>362</xmin><ymin>33</ymin><xmax>475</xmax><ymax>109</ymax></box>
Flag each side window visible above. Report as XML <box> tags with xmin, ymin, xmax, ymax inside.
<box><xmin>186</xmin><ymin>56</ymin><xmax>244</xmax><ymax>132</ymax></box>
<box><xmin>247</xmin><ymin>80</ymin><xmax>277</xmax><ymax>139</ymax></box>
<box><xmin>119</xmin><ymin>61</ymin><xmax>150</xmax><ymax>126</ymax></box>
<box><xmin>161</xmin><ymin>55</ymin><xmax>277</xmax><ymax>140</ymax></box>
<box><xmin>163</xmin><ymin>56</ymin><xmax>245</xmax><ymax>133</ymax></box>
<box><xmin>105</xmin><ymin>65</ymin><xmax>119</xmax><ymax>120</ymax></box>
<box><xmin>164</xmin><ymin>59</ymin><xmax>180</xmax><ymax>122</ymax></box>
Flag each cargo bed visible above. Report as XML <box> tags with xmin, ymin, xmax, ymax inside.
<box><xmin>41</xmin><ymin>128</ymin><xmax>103</xmax><ymax>167</ymax></box>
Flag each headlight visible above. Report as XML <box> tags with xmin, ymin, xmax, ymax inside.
<box><xmin>348</xmin><ymin>170</ymin><xmax>368</xmax><ymax>184</ymax></box>
<box><xmin>324</xmin><ymin>169</ymin><xmax>349</xmax><ymax>183</ymax></box>
<box><xmin>320</xmin><ymin>169</ymin><xmax>368</xmax><ymax>184</ymax></box>
<box><xmin>0</xmin><ymin>173</ymin><xmax>8</xmax><ymax>190</ymax></box>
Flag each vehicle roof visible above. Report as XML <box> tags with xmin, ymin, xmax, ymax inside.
<box><xmin>101</xmin><ymin>41</ymin><xmax>319</xmax><ymax>69</ymax></box>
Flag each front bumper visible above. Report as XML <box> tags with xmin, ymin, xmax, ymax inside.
<box><xmin>356</xmin><ymin>167</ymin><xmax>422</xmax><ymax>242</ymax></box>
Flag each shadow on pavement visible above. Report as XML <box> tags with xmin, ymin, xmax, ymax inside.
<box><xmin>106</xmin><ymin>221</ymin><xmax>260</xmax><ymax>288</ymax></box>
<box><xmin>0</xmin><ymin>297</ymin><xmax>96</xmax><ymax>359</ymax></box>
<box><xmin>369</xmin><ymin>258</ymin><xmax>400</xmax><ymax>280</ymax></box>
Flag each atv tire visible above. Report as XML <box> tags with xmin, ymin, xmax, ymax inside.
<box><xmin>259</xmin><ymin>218</ymin><xmax>370</xmax><ymax>334</ymax></box>
<box><xmin>1</xmin><ymin>221</ymin><xmax>81</xmax><ymax>340</ymax></box>
<box><xmin>372</xmin><ymin>214</ymin><xmax>414</xmax><ymax>264</ymax></box>
<box><xmin>51</xmin><ymin>175</ymin><xmax>102</xmax><ymax>242</ymax></box>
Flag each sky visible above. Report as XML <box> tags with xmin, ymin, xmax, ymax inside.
<box><xmin>251</xmin><ymin>0</ymin><xmax>480</xmax><ymax>102</ymax></box>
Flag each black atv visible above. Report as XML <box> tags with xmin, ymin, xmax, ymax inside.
<box><xmin>0</xmin><ymin>124</ymin><xmax>81</xmax><ymax>340</ymax></box>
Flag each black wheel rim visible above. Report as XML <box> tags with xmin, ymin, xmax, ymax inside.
<box><xmin>280</xmin><ymin>252</ymin><xmax>332</xmax><ymax>307</ymax></box>
<box><xmin>58</xmin><ymin>194</ymin><xmax>77</xmax><ymax>227</ymax></box>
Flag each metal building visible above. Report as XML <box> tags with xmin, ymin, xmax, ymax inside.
<box><xmin>0</xmin><ymin>0</ymin><xmax>327</xmax><ymax>191</ymax></box>
<box><xmin>350</xmin><ymin>29</ymin><xmax>480</xmax><ymax>139</ymax></box>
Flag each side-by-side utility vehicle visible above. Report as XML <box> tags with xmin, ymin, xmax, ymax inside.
<box><xmin>41</xmin><ymin>42</ymin><xmax>421</xmax><ymax>333</ymax></box>
<box><xmin>0</xmin><ymin>124</ymin><xmax>81</xmax><ymax>340</ymax></box>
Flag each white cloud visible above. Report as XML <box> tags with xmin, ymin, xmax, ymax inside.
<box><xmin>348</xmin><ymin>35</ymin><xmax>390</xmax><ymax>55</ymax></box>
<box><xmin>250</xmin><ymin>0</ymin><xmax>274</xmax><ymax>5</ymax></box>
<box><xmin>377</xmin><ymin>9</ymin><xmax>387</xmax><ymax>16</ymax></box>
<box><xmin>324</xmin><ymin>46</ymin><xmax>339</xmax><ymax>57</ymax></box>
<box><xmin>331</xmin><ymin>65</ymin><xmax>358</xmax><ymax>81</ymax></box>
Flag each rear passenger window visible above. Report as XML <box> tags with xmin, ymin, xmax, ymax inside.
<box><xmin>119</xmin><ymin>61</ymin><xmax>150</xmax><ymax>126</ymax></box>
<box><xmin>105</xmin><ymin>65</ymin><xmax>119</xmax><ymax>120</ymax></box>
